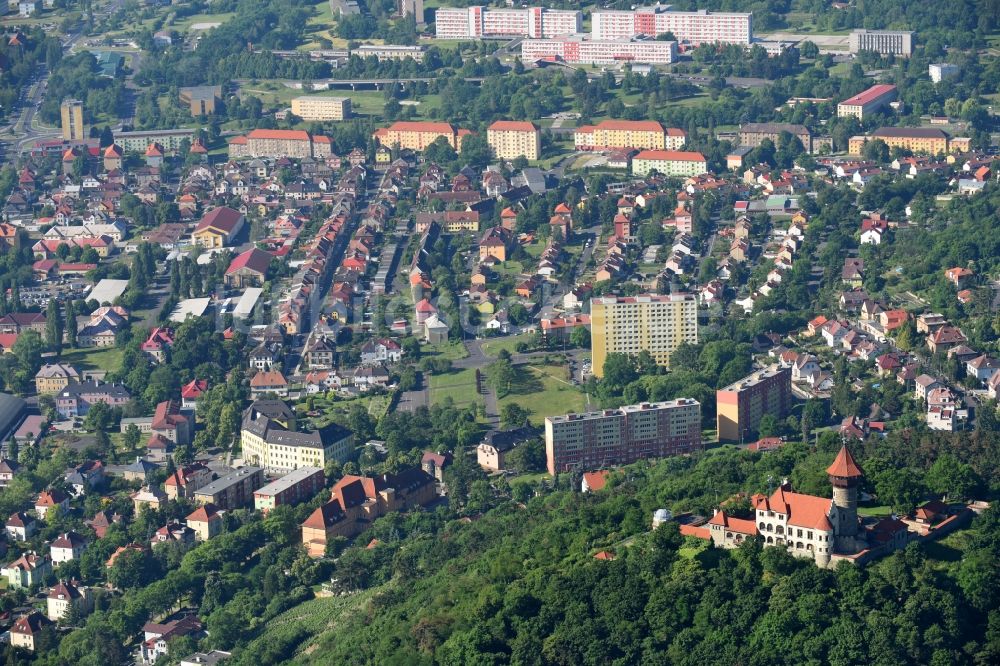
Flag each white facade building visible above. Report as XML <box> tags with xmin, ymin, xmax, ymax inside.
<box><xmin>434</xmin><ymin>6</ymin><xmax>582</xmax><ymax>39</ymax></box>
<box><xmin>591</xmin><ymin>7</ymin><xmax>752</xmax><ymax>46</ymax></box>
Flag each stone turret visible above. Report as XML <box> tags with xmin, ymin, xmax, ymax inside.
<box><xmin>827</xmin><ymin>445</ymin><xmax>864</xmax><ymax>550</ymax></box>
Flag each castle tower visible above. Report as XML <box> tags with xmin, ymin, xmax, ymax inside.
<box><xmin>827</xmin><ymin>444</ymin><xmax>864</xmax><ymax>547</ymax></box>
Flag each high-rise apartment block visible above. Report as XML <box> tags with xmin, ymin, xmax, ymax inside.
<box><xmin>290</xmin><ymin>96</ymin><xmax>352</xmax><ymax>121</ymax></box>
<box><xmin>716</xmin><ymin>366</ymin><xmax>791</xmax><ymax>442</ymax></box>
<box><xmin>60</xmin><ymin>99</ymin><xmax>85</xmax><ymax>141</ymax></box>
<box><xmin>591</xmin><ymin>7</ymin><xmax>752</xmax><ymax>45</ymax></box>
<box><xmin>590</xmin><ymin>294</ymin><xmax>698</xmax><ymax>378</ymax></box>
<box><xmin>434</xmin><ymin>6</ymin><xmax>582</xmax><ymax>39</ymax></box>
<box><xmin>487</xmin><ymin>120</ymin><xmax>540</xmax><ymax>161</ymax></box>
<box><xmin>849</xmin><ymin>29</ymin><xmax>913</xmax><ymax>57</ymax></box>
<box><xmin>544</xmin><ymin>399</ymin><xmax>702</xmax><ymax>475</ymax></box>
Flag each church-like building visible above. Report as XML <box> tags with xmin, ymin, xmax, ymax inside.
<box><xmin>698</xmin><ymin>445</ymin><xmax>910</xmax><ymax>567</ymax></box>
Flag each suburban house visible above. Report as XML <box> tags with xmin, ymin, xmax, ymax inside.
<box><xmin>55</xmin><ymin>380</ymin><xmax>132</xmax><ymax>418</ymax></box>
<box><xmin>186</xmin><ymin>504</ymin><xmax>223</xmax><ymax>541</ymax></box>
<box><xmin>10</xmin><ymin>612</ymin><xmax>53</xmax><ymax>652</ymax></box>
<box><xmin>3</xmin><ymin>551</ymin><xmax>52</xmax><ymax>589</ymax></box>
<box><xmin>47</xmin><ymin>580</ymin><xmax>92</xmax><ymax>621</ymax></box>
<box><xmin>50</xmin><ymin>531</ymin><xmax>87</xmax><ymax>563</ymax></box>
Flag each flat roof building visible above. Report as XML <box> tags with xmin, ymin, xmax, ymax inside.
<box><xmin>193</xmin><ymin>467</ymin><xmax>264</xmax><ymax>510</ymax></box>
<box><xmin>290</xmin><ymin>96</ymin><xmax>352</xmax><ymax>121</ymax></box>
<box><xmin>716</xmin><ymin>366</ymin><xmax>791</xmax><ymax>442</ymax></box>
<box><xmin>545</xmin><ymin>399</ymin><xmax>701</xmax><ymax>476</ymax></box>
<box><xmin>253</xmin><ymin>466</ymin><xmax>325</xmax><ymax>512</ymax></box>
<box><xmin>590</xmin><ymin>293</ymin><xmax>698</xmax><ymax>378</ymax></box>
<box><xmin>849</xmin><ymin>29</ymin><xmax>913</xmax><ymax>57</ymax></box>
<box><xmin>522</xmin><ymin>37</ymin><xmax>677</xmax><ymax>66</ymax></box>
<box><xmin>591</xmin><ymin>7</ymin><xmax>752</xmax><ymax>46</ymax></box>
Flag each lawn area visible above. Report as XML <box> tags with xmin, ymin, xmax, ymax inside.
<box><xmin>509</xmin><ymin>471</ymin><xmax>551</xmax><ymax>488</ymax></box>
<box><xmin>924</xmin><ymin>529</ymin><xmax>973</xmax><ymax>568</ymax></box>
<box><xmin>480</xmin><ymin>332</ymin><xmax>535</xmax><ymax>358</ymax></box>
<box><xmin>498</xmin><ymin>363</ymin><xmax>588</xmax><ymax>423</ymax></box>
<box><xmin>423</xmin><ymin>340</ymin><xmax>469</xmax><ymax>361</ymax></box>
<box><xmin>428</xmin><ymin>367</ymin><xmax>481</xmax><ymax>408</ymax></box>
<box><xmin>858</xmin><ymin>505</ymin><xmax>893</xmax><ymax>517</ymax></box>
<box><xmin>59</xmin><ymin>346</ymin><xmax>125</xmax><ymax>373</ymax></box>
<box><xmin>170</xmin><ymin>12</ymin><xmax>237</xmax><ymax>31</ymax></box>
<box><xmin>300</xmin><ymin>393</ymin><xmax>392</xmax><ymax>429</ymax></box>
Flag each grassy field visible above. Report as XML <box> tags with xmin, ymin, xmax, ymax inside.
<box><xmin>509</xmin><ymin>471</ymin><xmax>551</xmax><ymax>488</ymax></box>
<box><xmin>59</xmin><ymin>346</ymin><xmax>125</xmax><ymax>373</ymax></box>
<box><xmin>480</xmin><ymin>332</ymin><xmax>535</xmax><ymax>358</ymax></box>
<box><xmin>171</xmin><ymin>12</ymin><xmax>237</xmax><ymax>31</ymax></box>
<box><xmin>423</xmin><ymin>340</ymin><xmax>469</xmax><ymax>361</ymax></box>
<box><xmin>858</xmin><ymin>505</ymin><xmax>893</xmax><ymax>517</ymax></box>
<box><xmin>428</xmin><ymin>367</ymin><xmax>481</xmax><ymax>408</ymax></box>
<box><xmin>301</xmin><ymin>393</ymin><xmax>392</xmax><ymax>428</ymax></box>
<box><xmin>498</xmin><ymin>363</ymin><xmax>588</xmax><ymax>423</ymax></box>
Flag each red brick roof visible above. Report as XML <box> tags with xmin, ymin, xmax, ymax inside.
<box><xmin>826</xmin><ymin>445</ymin><xmax>863</xmax><ymax>478</ymax></box>
<box><xmin>634</xmin><ymin>150</ymin><xmax>707</xmax><ymax>162</ymax></box>
<box><xmin>840</xmin><ymin>84</ymin><xmax>897</xmax><ymax>107</ymax></box>
<box><xmin>385</xmin><ymin>121</ymin><xmax>456</xmax><ymax>134</ymax></box>
<box><xmin>488</xmin><ymin>120</ymin><xmax>539</xmax><ymax>132</ymax></box>
<box><xmin>247</xmin><ymin>129</ymin><xmax>311</xmax><ymax>141</ymax></box>
<box><xmin>195</xmin><ymin>206</ymin><xmax>242</xmax><ymax>234</ymax></box>
<box><xmin>595</xmin><ymin>119</ymin><xmax>664</xmax><ymax>133</ymax></box>
<box><xmin>226</xmin><ymin>247</ymin><xmax>272</xmax><ymax>276</ymax></box>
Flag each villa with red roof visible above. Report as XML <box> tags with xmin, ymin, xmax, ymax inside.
<box><xmin>140</xmin><ymin>327</ymin><xmax>174</xmax><ymax>363</ymax></box>
<box><xmin>181</xmin><ymin>379</ymin><xmax>208</xmax><ymax>410</ymax></box>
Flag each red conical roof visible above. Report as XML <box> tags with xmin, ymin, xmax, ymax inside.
<box><xmin>826</xmin><ymin>445</ymin><xmax>863</xmax><ymax>478</ymax></box>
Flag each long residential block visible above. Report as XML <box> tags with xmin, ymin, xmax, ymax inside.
<box><xmin>521</xmin><ymin>37</ymin><xmax>677</xmax><ymax>65</ymax></box>
<box><xmin>545</xmin><ymin>399</ymin><xmax>702</xmax><ymax>475</ymax></box>
<box><xmin>631</xmin><ymin>149</ymin><xmax>707</xmax><ymax>177</ymax></box>
<box><xmin>591</xmin><ymin>7</ymin><xmax>752</xmax><ymax>45</ymax></box>
<box><xmin>434</xmin><ymin>6</ymin><xmax>582</xmax><ymax>39</ymax></box>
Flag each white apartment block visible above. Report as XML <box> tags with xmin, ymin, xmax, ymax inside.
<box><xmin>591</xmin><ymin>7</ymin><xmax>752</xmax><ymax>46</ymax></box>
<box><xmin>434</xmin><ymin>6</ymin><xmax>582</xmax><ymax>39</ymax></box>
<box><xmin>521</xmin><ymin>37</ymin><xmax>677</xmax><ymax>66</ymax></box>
<box><xmin>290</xmin><ymin>96</ymin><xmax>352</xmax><ymax>121</ymax></box>
<box><xmin>929</xmin><ymin>63</ymin><xmax>959</xmax><ymax>83</ymax></box>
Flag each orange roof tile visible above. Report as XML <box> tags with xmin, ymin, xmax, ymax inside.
<box><xmin>826</xmin><ymin>445</ymin><xmax>863</xmax><ymax>478</ymax></box>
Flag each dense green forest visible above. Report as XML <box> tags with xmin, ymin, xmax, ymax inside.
<box><xmin>220</xmin><ymin>432</ymin><xmax>1000</xmax><ymax>665</ymax></box>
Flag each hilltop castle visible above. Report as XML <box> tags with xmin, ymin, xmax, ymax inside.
<box><xmin>696</xmin><ymin>445</ymin><xmax>910</xmax><ymax>567</ymax></box>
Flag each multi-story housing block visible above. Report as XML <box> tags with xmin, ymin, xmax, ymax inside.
<box><xmin>716</xmin><ymin>366</ymin><xmax>792</xmax><ymax>442</ymax></box>
<box><xmin>487</xmin><ymin>121</ymin><xmax>541</xmax><ymax>161</ymax></box>
<box><xmin>590</xmin><ymin>294</ymin><xmax>698</xmax><ymax>378</ymax></box>
<box><xmin>544</xmin><ymin>399</ymin><xmax>701</xmax><ymax>475</ymax></box>
<box><xmin>591</xmin><ymin>7</ymin><xmax>752</xmax><ymax>45</ymax></box>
